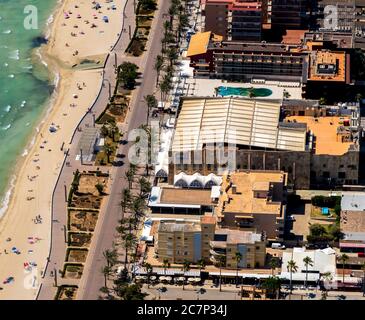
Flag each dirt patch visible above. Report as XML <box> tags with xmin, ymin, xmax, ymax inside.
<box><xmin>68</xmin><ymin>232</ymin><xmax>92</xmax><ymax>248</ymax></box>
<box><xmin>64</xmin><ymin>264</ymin><xmax>84</xmax><ymax>279</ymax></box>
<box><xmin>56</xmin><ymin>286</ymin><xmax>78</xmax><ymax>300</ymax></box>
<box><xmin>69</xmin><ymin>210</ymin><xmax>99</xmax><ymax>232</ymax></box>
<box><xmin>78</xmin><ymin>175</ymin><xmax>108</xmax><ymax>195</ymax></box>
<box><xmin>67</xmin><ymin>249</ymin><xmax>89</xmax><ymax>263</ymax></box>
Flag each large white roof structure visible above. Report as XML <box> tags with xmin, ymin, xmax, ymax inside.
<box><xmin>171</xmin><ymin>97</ymin><xmax>306</xmax><ymax>153</ymax></box>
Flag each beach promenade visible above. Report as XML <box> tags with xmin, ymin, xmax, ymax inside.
<box><xmin>37</xmin><ymin>0</ymin><xmax>169</xmax><ymax>299</ymax></box>
<box><xmin>0</xmin><ymin>0</ymin><xmax>126</xmax><ymax>300</ymax></box>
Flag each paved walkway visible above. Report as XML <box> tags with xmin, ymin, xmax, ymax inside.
<box><xmin>76</xmin><ymin>0</ymin><xmax>171</xmax><ymax>300</ymax></box>
<box><xmin>37</xmin><ymin>0</ymin><xmax>137</xmax><ymax>300</ymax></box>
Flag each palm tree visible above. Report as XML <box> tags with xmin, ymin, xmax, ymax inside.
<box><xmin>197</xmin><ymin>259</ymin><xmax>205</xmax><ymax>273</ymax></box>
<box><xmin>159</xmin><ymin>78</ymin><xmax>170</xmax><ymax>102</ymax></box>
<box><xmin>235</xmin><ymin>251</ymin><xmax>242</xmax><ymax>287</ymax></box>
<box><xmin>154</xmin><ymin>55</ymin><xmax>164</xmax><ymax>86</ymax></box>
<box><xmin>321</xmin><ymin>271</ymin><xmax>333</xmax><ymax>291</ymax></box>
<box><xmin>166</xmin><ymin>47</ymin><xmax>178</xmax><ymax>67</ymax></box>
<box><xmin>144</xmin><ymin>94</ymin><xmax>158</xmax><ymax>124</ymax></box>
<box><xmin>123</xmin><ymin>233</ymin><xmax>137</xmax><ymax>269</ymax></box>
<box><xmin>269</xmin><ymin>258</ymin><xmax>280</xmax><ymax>276</ymax></box>
<box><xmin>129</xmin><ymin>163</ymin><xmax>137</xmax><ymax>176</ymax></box>
<box><xmin>144</xmin><ymin>262</ymin><xmax>153</xmax><ymax>288</ymax></box>
<box><xmin>162</xmin><ymin>258</ymin><xmax>170</xmax><ymax>275</ymax></box>
<box><xmin>121</xmin><ymin>188</ymin><xmax>132</xmax><ymax>214</ymax></box>
<box><xmin>338</xmin><ymin>253</ymin><xmax>349</xmax><ymax>285</ymax></box>
<box><xmin>104</xmin><ymin>143</ymin><xmax>114</xmax><ymax>164</ymax></box>
<box><xmin>303</xmin><ymin>256</ymin><xmax>314</xmax><ymax>289</ymax></box>
<box><xmin>283</xmin><ymin>89</ymin><xmax>291</xmax><ymax>100</ymax></box>
<box><xmin>217</xmin><ymin>254</ymin><xmax>226</xmax><ymax>292</ymax></box>
<box><xmin>138</xmin><ymin>176</ymin><xmax>151</xmax><ymax>196</ymax></box>
<box><xmin>181</xmin><ymin>259</ymin><xmax>190</xmax><ymax>290</ymax></box>
<box><xmin>103</xmin><ymin>249</ymin><xmax>118</xmax><ymax>268</ymax></box>
<box><xmin>125</xmin><ymin>169</ymin><xmax>134</xmax><ymax>189</ymax></box>
<box><xmin>130</xmin><ymin>195</ymin><xmax>146</xmax><ymax>222</ymax></box>
<box><xmin>262</xmin><ymin>276</ymin><xmax>281</xmax><ymax>300</ymax></box>
<box><xmin>101</xmin><ymin>265</ymin><xmax>112</xmax><ymax>288</ymax></box>
<box><xmin>287</xmin><ymin>259</ymin><xmax>298</xmax><ymax>296</ymax></box>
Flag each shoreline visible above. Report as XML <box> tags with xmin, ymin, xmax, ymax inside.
<box><xmin>0</xmin><ymin>5</ymin><xmax>63</xmax><ymax>221</ymax></box>
<box><xmin>0</xmin><ymin>0</ymin><xmax>124</xmax><ymax>299</ymax></box>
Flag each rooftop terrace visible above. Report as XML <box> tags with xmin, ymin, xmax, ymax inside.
<box><xmin>216</xmin><ymin>171</ymin><xmax>285</xmax><ymax>217</ymax></box>
<box><xmin>285</xmin><ymin>116</ymin><xmax>352</xmax><ymax>155</ymax></box>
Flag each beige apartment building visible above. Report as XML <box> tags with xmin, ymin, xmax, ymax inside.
<box><xmin>215</xmin><ymin>171</ymin><xmax>287</xmax><ymax>241</ymax></box>
<box><xmin>210</xmin><ymin>229</ymin><xmax>266</xmax><ymax>269</ymax></box>
<box><xmin>155</xmin><ymin>216</ymin><xmax>216</xmax><ymax>264</ymax></box>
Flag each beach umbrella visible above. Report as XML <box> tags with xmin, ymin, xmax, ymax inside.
<box><xmin>103</xmin><ymin>16</ymin><xmax>109</xmax><ymax>23</ymax></box>
<box><xmin>11</xmin><ymin>247</ymin><xmax>18</xmax><ymax>253</ymax></box>
<box><xmin>187</xmin><ymin>277</ymin><xmax>195</xmax><ymax>282</ymax></box>
<box><xmin>150</xmin><ymin>276</ymin><xmax>157</xmax><ymax>281</ymax></box>
<box><xmin>177</xmin><ymin>277</ymin><xmax>185</xmax><ymax>282</ymax></box>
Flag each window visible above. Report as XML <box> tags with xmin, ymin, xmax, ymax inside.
<box><xmin>338</xmin><ymin>172</ymin><xmax>346</xmax><ymax>179</ymax></box>
<box><xmin>247</xmin><ymin>248</ymin><xmax>250</xmax><ymax>252</ymax></box>
<box><xmin>323</xmin><ymin>164</ymin><xmax>327</xmax><ymax>168</ymax></box>
<box><xmin>322</xmin><ymin>171</ymin><xmax>330</xmax><ymax>178</ymax></box>
<box><xmin>247</xmin><ymin>264</ymin><xmax>251</xmax><ymax>268</ymax></box>
<box><xmin>256</xmin><ymin>246</ymin><xmax>260</xmax><ymax>250</ymax></box>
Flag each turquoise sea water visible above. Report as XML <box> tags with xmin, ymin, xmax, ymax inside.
<box><xmin>0</xmin><ymin>0</ymin><xmax>58</xmax><ymax>215</ymax></box>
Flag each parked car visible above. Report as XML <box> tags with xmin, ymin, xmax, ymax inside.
<box><xmin>337</xmin><ymin>295</ymin><xmax>346</xmax><ymax>300</ymax></box>
<box><xmin>271</xmin><ymin>243</ymin><xmax>286</xmax><ymax>249</ymax></box>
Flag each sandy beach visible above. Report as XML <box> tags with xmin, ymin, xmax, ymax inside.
<box><xmin>0</xmin><ymin>0</ymin><xmax>123</xmax><ymax>299</ymax></box>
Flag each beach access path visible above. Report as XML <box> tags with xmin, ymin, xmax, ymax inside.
<box><xmin>37</xmin><ymin>0</ymin><xmax>169</xmax><ymax>300</ymax></box>
<box><xmin>76</xmin><ymin>0</ymin><xmax>171</xmax><ymax>300</ymax></box>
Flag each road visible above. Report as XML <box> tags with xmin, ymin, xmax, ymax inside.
<box><xmin>37</xmin><ymin>0</ymin><xmax>137</xmax><ymax>300</ymax></box>
<box><xmin>76</xmin><ymin>0</ymin><xmax>170</xmax><ymax>300</ymax></box>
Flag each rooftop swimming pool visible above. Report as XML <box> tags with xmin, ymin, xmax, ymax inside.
<box><xmin>217</xmin><ymin>86</ymin><xmax>273</xmax><ymax>97</ymax></box>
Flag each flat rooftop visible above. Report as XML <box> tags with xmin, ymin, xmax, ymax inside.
<box><xmin>341</xmin><ymin>193</ymin><xmax>365</xmax><ymax>233</ymax></box>
<box><xmin>341</xmin><ymin>210</ymin><xmax>365</xmax><ymax>233</ymax></box>
<box><xmin>285</xmin><ymin>116</ymin><xmax>352</xmax><ymax>155</ymax></box>
<box><xmin>308</xmin><ymin>51</ymin><xmax>346</xmax><ymax>82</ymax></box>
<box><xmin>209</xmin><ymin>41</ymin><xmax>304</xmax><ymax>54</ymax></box>
<box><xmin>187</xmin><ymin>31</ymin><xmax>211</xmax><ymax>57</ymax></box>
<box><xmin>217</xmin><ymin>171</ymin><xmax>285</xmax><ymax>216</ymax></box>
<box><xmin>171</xmin><ymin>97</ymin><xmax>306</xmax><ymax>153</ymax></box>
<box><xmin>211</xmin><ymin>229</ymin><xmax>262</xmax><ymax>247</ymax></box>
<box><xmin>158</xmin><ymin>220</ymin><xmax>202</xmax><ymax>233</ymax></box>
<box><xmin>148</xmin><ymin>186</ymin><xmax>214</xmax><ymax>208</ymax></box>
<box><xmin>281</xmin><ymin>29</ymin><xmax>307</xmax><ymax>44</ymax></box>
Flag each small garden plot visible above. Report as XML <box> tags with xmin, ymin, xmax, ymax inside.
<box><xmin>63</xmin><ymin>264</ymin><xmax>84</xmax><ymax>279</ymax></box>
<box><xmin>66</xmin><ymin>248</ymin><xmax>88</xmax><ymax>263</ymax></box>
<box><xmin>55</xmin><ymin>285</ymin><xmax>78</xmax><ymax>300</ymax></box>
<box><xmin>68</xmin><ymin>210</ymin><xmax>99</xmax><ymax>232</ymax></box>
<box><xmin>127</xmin><ymin>37</ymin><xmax>147</xmax><ymax>56</ymax></box>
<box><xmin>137</xmin><ymin>16</ymin><xmax>153</xmax><ymax>28</ymax></box>
<box><xmin>77</xmin><ymin>175</ymin><xmax>108</xmax><ymax>195</ymax></box>
<box><xmin>70</xmin><ymin>194</ymin><xmax>102</xmax><ymax>210</ymax></box>
<box><xmin>68</xmin><ymin>232</ymin><xmax>92</xmax><ymax>248</ymax></box>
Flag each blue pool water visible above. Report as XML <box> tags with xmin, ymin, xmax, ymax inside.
<box><xmin>217</xmin><ymin>86</ymin><xmax>273</xmax><ymax>97</ymax></box>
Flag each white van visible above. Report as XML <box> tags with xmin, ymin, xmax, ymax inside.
<box><xmin>271</xmin><ymin>243</ymin><xmax>286</xmax><ymax>249</ymax></box>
